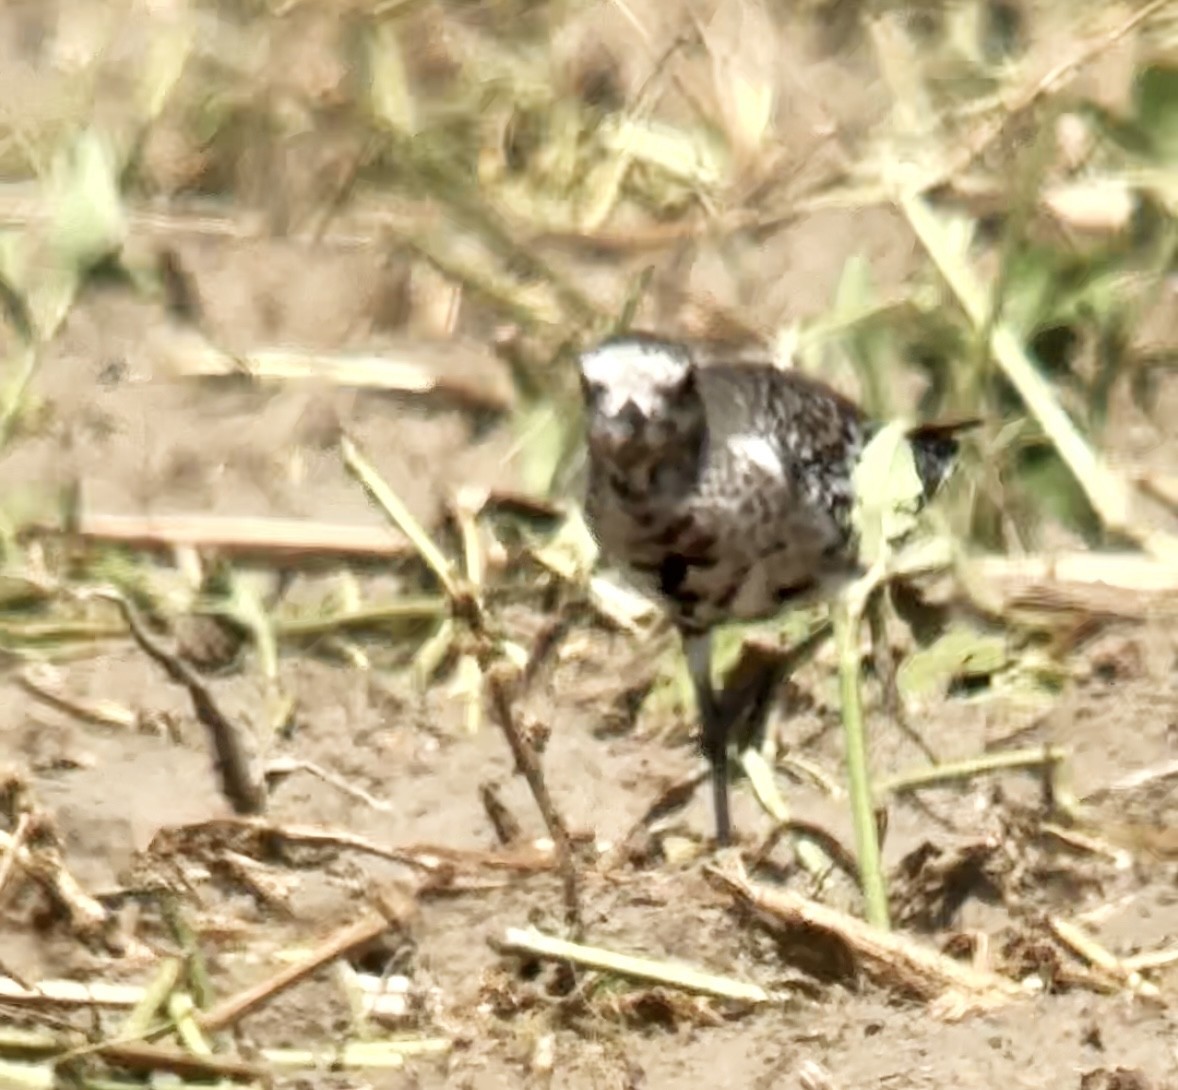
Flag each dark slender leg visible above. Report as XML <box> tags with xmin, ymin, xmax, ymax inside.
<box><xmin>683</xmin><ymin>632</ymin><xmax>731</xmax><ymax>845</ymax></box>
<box><xmin>683</xmin><ymin>626</ymin><xmax>832</xmax><ymax>845</ymax></box>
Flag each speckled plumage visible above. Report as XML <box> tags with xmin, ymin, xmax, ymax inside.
<box><xmin>578</xmin><ymin>332</ymin><xmax>969</xmax><ymax>844</ymax></box>
<box><xmin>586</xmin><ymin>352</ymin><xmax>866</xmax><ymax>634</ymax></box>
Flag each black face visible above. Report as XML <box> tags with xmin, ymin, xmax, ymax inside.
<box><xmin>581</xmin><ymin>368</ymin><xmax>701</xmax><ymax>468</ymax></box>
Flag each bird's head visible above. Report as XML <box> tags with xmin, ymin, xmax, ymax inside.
<box><xmin>577</xmin><ymin>335</ymin><xmax>703</xmax><ymax>468</ymax></box>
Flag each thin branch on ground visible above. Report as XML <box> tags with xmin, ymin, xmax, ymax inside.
<box><xmin>88</xmin><ymin>589</ymin><xmax>267</xmax><ymax>815</ymax></box>
<box><xmin>342</xmin><ymin>434</ymin><xmax>582</xmax><ymax>932</ymax></box>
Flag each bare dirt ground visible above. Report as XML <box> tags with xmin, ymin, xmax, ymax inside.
<box><xmin>3</xmin><ymin>3</ymin><xmax>1178</xmax><ymax>1090</ymax></box>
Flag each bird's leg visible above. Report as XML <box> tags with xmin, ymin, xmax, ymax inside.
<box><xmin>683</xmin><ymin>632</ymin><xmax>731</xmax><ymax>845</ymax></box>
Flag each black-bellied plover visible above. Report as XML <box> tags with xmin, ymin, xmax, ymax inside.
<box><xmin>578</xmin><ymin>332</ymin><xmax>971</xmax><ymax>844</ymax></box>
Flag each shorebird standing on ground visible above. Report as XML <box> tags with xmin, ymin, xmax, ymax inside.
<box><xmin>577</xmin><ymin>333</ymin><xmax>970</xmax><ymax>844</ymax></box>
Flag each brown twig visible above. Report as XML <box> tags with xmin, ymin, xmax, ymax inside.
<box><xmin>484</xmin><ymin>663</ymin><xmax>582</xmax><ymax>931</ymax></box>
<box><xmin>98</xmin><ymin>590</ymin><xmax>267</xmax><ymax>815</ymax></box>
<box><xmin>342</xmin><ymin>435</ymin><xmax>582</xmax><ymax>932</ymax></box>
<box><xmin>480</xmin><ymin>782</ymin><xmax>524</xmax><ymax>846</ymax></box>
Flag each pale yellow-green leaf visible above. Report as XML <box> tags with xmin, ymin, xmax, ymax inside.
<box><xmin>512</xmin><ymin>402</ymin><xmax>569</xmax><ymax>497</ymax></box>
<box><xmin>575</xmin><ymin>152</ymin><xmax>630</xmax><ymax>232</ymax></box>
<box><xmin>897</xmin><ymin>623</ymin><xmax>1008</xmax><ymax>701</ymax></box>
<box><xmin>740</xmin><ymin>748</ymin><xmax>789</xmax><ymax>822</ymax></box>
<box><xmin>447</xmin><ymin>652</ymin><xmax>482</xmax><ymax>733</ymax></box>
<box><xmin>48</xmin><ymin>128</ymin><xmax>126</xmax><ymax>272</ymax></box>
<box><xmin>719</xmin><ymin>71</ymin><xmax>774</xmax><ymax>159</ymax></box>
<box><xmin>368</xmin><ymin>20</ymin><xmax>417</xmax><ymax>135</ymax></box>
<box><xmin>833</xmin><ymin>252</ymin><xmax>874</xmax><ymax>317</ymax></box>
<box><xmin>587</xmin><ymin>575</ymin><xmax>658</xmax><ymax>632</ymax></box>
<box><xmin>598</xmin><ymin>117</ymin><xmax>728</xmax><ymax>190</ymax></box>
<box><xmin>24</xmin><ymin>264</ymin><xmax>80</xmax><ymax>343</ymax></box>
<box><xmin>851</xmin><ymin>420</ymin><xmax>923</xmax><ymax>565</ymax></box>
<box><xmin>413</xmin><ymin>618</ymin><xmax>455</xmax><ymax>691</ymax></box>
<box><xmin>529</xmin><ymin>508</ymin><xmax>599</xmax><ymax>583</ymax></box>
<box><xmin>214</xmin><ymin>569</ymin><xmax>280</xmax><ymax>682</ymax></box>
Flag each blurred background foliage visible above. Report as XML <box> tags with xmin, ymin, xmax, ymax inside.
<box><xmin>0</xmin><ymin>0</ymin><xmax>1175</xmax><ymax>581</ymax></box>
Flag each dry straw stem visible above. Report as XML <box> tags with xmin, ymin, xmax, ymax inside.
<box><xmin>1047</xmin><ymin>916</ymin><xmax>1160</xmax><ymax>1000</ymax></box>
<box><xmin>45</xmin><ymin>511</ymin><xmax>413</xmax><ymax>560</ymax></box>
<box><xmin>1123</xmin><ymin>944</ymin><xmax>1178</xmax><ymax>974</ymax></box>
<box><xmin>117</xmin><ymin>957</ymin><xmax>183</xmax><ymax>1040</ymax></box>
<box><xmin>87</xmin><ymin>1042</ymin><xmax>266</xmax><ymax>1082</ymax></box>
<box><xmin>93</xmin><ymin>589</ymin><xmax>266</xmax><ymax>815</ymax></box>
<box><xmin>264</xmin><ymin>756</ymin><xmax>395</xmax><ymax>812</ymax></box>
<box><xmin>969</xmin><ymin>553</ymin><xmax>1178</xmax><ymax>618</ymax></box>
<box><xmin>499</xmin><ymin>927</ymin><xmax>771</xmax><ymax>1005</ymax></box>
<box><xmin>0</xmin><ymin>828</ymin><xmax>107</xmax><ymax>937</ymax></box>
<box><xmin>342</xmin><ymin>434</ymin><xmax>582</xmax><ymax>931</ymax></box>
<box><xmin>0</xmin><ymin>975</ymin><xmax>146</xmax><ymax>1009</ymax></box>
<box><xmin>342</xmin><ymin>435</ymin><xmax>461</xmax><ymax>599</ymax></box>
<box><xmin>0</xmin><ymin>1059</ymin><xmax>50</xmax><ymax>1089</ymax></box>
<box><xmin>900</xmin><ymin>194</ymin><xmax>1178</xmax><ymax>566</ymax></box>
<box><xmin>167</xmin><ymin>340</ymin><xmax>516</xmax><ymax>414</ymax></box>
<box><xmin>708</xmin><ymin>865</ymin><xmax>1025</xmax><ymax>1019</ymax></box>
<box><xmin>878</xmin><ymin>745</ymin><xmax>1066</xmax><ymax>797</ymax></box>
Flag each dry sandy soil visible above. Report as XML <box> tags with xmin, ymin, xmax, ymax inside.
<box><xmin>2</xmin><ymin>4</ymin><xmax>1178</xmax><ymax>1090</ymax></box>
